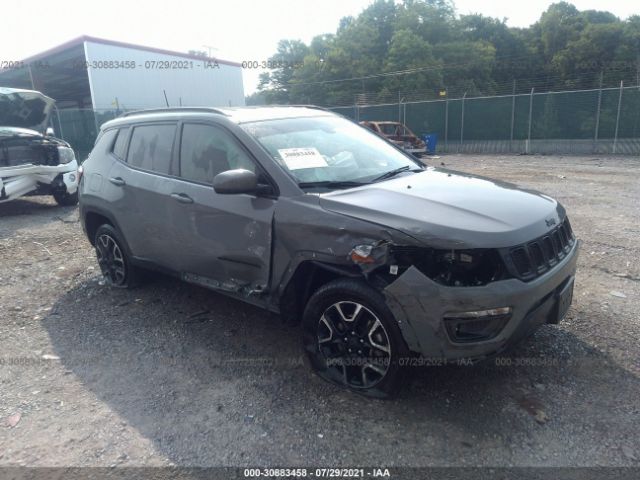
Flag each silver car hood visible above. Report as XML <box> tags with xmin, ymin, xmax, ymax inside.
<box><xmin>319</xmin><ymin>168</ymin><xmax>563</xmax><ymax>249</ymax></box>
<box><xmin>0</xmin><ymin>88</ymin><xmax>55</xmax><ymax>133</ymax></box>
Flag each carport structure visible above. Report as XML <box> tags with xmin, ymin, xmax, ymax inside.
<box><xmin>0</xmin><ymin>36</ymin><xmax>244</xmax><ymax>158</ymax></box>
<box><xmin>0</xmin><ymin>40</ymin><xmax>95</xmax><ymax>157</ymax></box>
<box><xmin>0</xmin><ymin>39</ymin><xmax>92</xmax><ymax>109</ymax></box>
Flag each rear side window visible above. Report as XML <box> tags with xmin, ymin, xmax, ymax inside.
<box><xmin>127</xmin><ymin>124</ymin><xmax>176</xmax><ymax>175</ymax></box>
<box><xmin>112</xmin><ymin>127</ymin><xmax>129</xmax><ymax>159</ymax></box>
<box><xmin>94</xmin><ymin>129</ymin><xmax>117</xmax><ymax>152</ymax></box>
<box><xmin>179</xmin><ymin>123</ymin><xmax>256</xmax><ymax>184</ymax></box>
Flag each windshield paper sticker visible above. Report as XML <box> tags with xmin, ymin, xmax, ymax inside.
<box><xmin>278</xmin><ymin>147</ymin><xmax>328</xmax><ymax>170</ymax></box>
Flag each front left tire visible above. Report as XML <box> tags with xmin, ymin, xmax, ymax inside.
<box><xmin>302</xmin><ymin>278</ymin><xmax>410</xmax><ymax>398</ymax></box>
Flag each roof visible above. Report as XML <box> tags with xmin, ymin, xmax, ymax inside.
<box><xmin>12</xmin><ymin>35</ymin><xmax>241</xmax><ymax>68</ymax></box>
<box><xmin>216</xmin><ymin>106</ymin><xmax>335</xmax><ymax>123</ymax></box>
<box><xmin>102</xmin><ymin>106</ymin><xmax>337</xmax><ymax>129</ymax></box>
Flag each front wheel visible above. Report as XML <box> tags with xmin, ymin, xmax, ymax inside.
<box><xmin>302</xmin><ymin>278</ymin><xmax>409</xmax><ymax>398</ymax></box>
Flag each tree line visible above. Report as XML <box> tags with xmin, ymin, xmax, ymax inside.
<box><xmin>248</xmin><ymin>0</ymin><xmax>640</xmax><ymax>106</ymax></box>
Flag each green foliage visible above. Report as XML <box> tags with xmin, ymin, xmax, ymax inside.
<box><xmin>253</xmin><ymin>1</ymin><xmax>640</xmax><ymax>105</ymax></box>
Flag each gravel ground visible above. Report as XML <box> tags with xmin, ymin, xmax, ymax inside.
<box><xmin>0</xmin><ymin>154</ymin><xmax>639</xmax><ymax>468</ymax></box>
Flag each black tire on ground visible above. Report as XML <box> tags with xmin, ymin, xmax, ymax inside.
<box><xmin>53</xmin><ymin>190</ymin><xmax>79</xmax><ymax>206</ymax></box>
<box><xmin>93</xmin><ymin>224</ymin><xmax>140</xmax><ymax>288</ymax></box>
<box><xmin>302</xmin><ymin>278</ymin><xmax>410</xmax><ymax>398</ymax></box>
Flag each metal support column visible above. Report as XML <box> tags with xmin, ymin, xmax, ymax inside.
<box><xmin>526</xmin><ymin>88</ymin><xmax>534</xmax><ymax>154</ymax></box>
<box><xmin>613</xmin><ymin>81</ymin><xmax>624</xmax><ymax>154</ymax></box>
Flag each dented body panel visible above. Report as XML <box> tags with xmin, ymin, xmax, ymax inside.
<box><xmin>0</xmin><ymin>160</ymin><xmax>79</xmax><ymax>203</ymax></box>
<box><xmin>269</xmin><ymin>194</ymin><xmax>418</xmax><ymax>301</ymax></box>
<box><xmin>0</xmin><ymin>89</ymin><xmax>78</xmax><ymax>203</ymax></box>
<box><xmin>384</xmin><ymin>241</ymin><xmax>578</xmax><ymax>357</ymax></box>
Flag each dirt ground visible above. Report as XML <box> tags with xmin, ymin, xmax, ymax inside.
<box><xmin>0</xmin><ymin>154</ymin><xmax>639</xmax><ymax>468</ymax></box>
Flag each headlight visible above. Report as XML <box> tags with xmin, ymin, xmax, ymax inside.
<box><xmin>57</xmin><ymin>146</ymin><xmax>76</xmax><ymax>164</ymax></box>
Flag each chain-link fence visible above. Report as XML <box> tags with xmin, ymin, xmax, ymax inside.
<box><xmin>330</xmin><ymin>84</ymin><xmax>640</xmax><ymax>155</ymax></box>
<box><xmin>51</xmin><ymin>84</ymin><xmax>640</xmax><ymax>160</ymax></box>
<box><xmin>50</xmin><ymin>108</ymin><xmax>124</xmax><ymax>161</ymax></box>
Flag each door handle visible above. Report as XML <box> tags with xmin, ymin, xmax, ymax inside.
<box><xmin>171</xmin><ymin>192</ymin><xmax>194</xmax><ymax>204</ymax></box>
<box><xmin>109</xmin><ymin>177</ymin><xmax>126</xmax><ymax>187</ymax></box>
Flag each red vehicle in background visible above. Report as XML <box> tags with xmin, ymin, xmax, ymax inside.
<box><xmin>359</xmin><ymin>121</ymin><xmax>426</xmax><ymax>156</ymax></box>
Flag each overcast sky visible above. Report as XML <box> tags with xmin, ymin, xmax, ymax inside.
<box><xmin>0</xmin><ymin>0</ymin><xmax>636</xmax><ymax>94</ymax></box>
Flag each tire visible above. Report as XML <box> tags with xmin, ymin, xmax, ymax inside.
<box><xmin>94</xmin><ymin>224</ymin><xmax>140</xmax><ymax>288</ymax></box>
<box><xmin>302</xmin><ymin>278</ymin><xmax>409</xmax><ymax>398</ymax></box>
<box><xmin>53</xmin><ymin>190</ymin><xmax>79</xmax><ymax>206</ymax></box>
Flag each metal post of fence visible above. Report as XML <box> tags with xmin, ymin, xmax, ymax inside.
<box><xmin>27</xmin><ymin>64</ymin><xmax>36</xmax><ymax>90</ymax></box>
<box><xmin>459</xmin><ymin>92</ymin><xmax>467</xmax><ymax>153</ymax></box>
<box><xmin>613</xmin><ymin>80</ymin><xmax>624</xmax><ymax>154</ymax></box>
<box><xmin>92</xmin><ymin>109</ymin><xmax>100</xmax><ymax>137</ymax></box>
<box><xmin>594</xmin><ymin>72</ymin><xmax>603</xmax><ymax>149</ymax></box>
<box><xmin>510</xmin><ymin>80</ymin><xmax>516</xmax><ymax>151</ymax></box>
<box><xmin>526</xmin><ymin>88</ymin><xmax>534</xmax><ymax>154</ymax></box>
<box><xmin>398</xmin><ymin>91</ymin><xmax>401</xmax><ymax>123</ymax></box>
<box><xmin>53</xmin><ymin>106</ymin><xmax>65</xmax><ymax>141</ymax></box>
<box><xmin>444</xmin><ymin>97</ymin><xmax>449</xmax><ymax>151</ymax></box>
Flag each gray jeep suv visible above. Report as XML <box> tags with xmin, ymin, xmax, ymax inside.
<box><xmin>79</xmin><ymin>106</ymin><xmax>579</xmax><ymax>397</ymax></box>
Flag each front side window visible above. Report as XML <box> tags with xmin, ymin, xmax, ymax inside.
<box><xmin>179</xmin><ymin>123</ymin><xmax>256</xmax><ymax>184</ymax></box>
<box><xmin>241</xmin><ymin>116</ymin><xmax>421</xmax><ymax>189</ymax></box>
<box><xmin>379</xmin><ymin>123</ymin><xmax>399</xmax><ymax>136</ymax></box>
<box><xmin>126</xmin><ymin>124</ymin><xmax>176</xmax><ymax>175</ymax></box>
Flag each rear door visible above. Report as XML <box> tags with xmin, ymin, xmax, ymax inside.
<box><xmin>108</xmin><ymin>122</ymin><xmax>181</xmax><ymax>268</ymax></box>
<box><xmin>167</xmin><ymin>121</ymin><xmax>276</xmax><ymax>293</ymax></box>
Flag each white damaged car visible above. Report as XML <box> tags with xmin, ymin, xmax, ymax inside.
<box><xmin>0</xmin><ymin>87</ymin><xmax>79</xmax><ymax>205</ymax></box>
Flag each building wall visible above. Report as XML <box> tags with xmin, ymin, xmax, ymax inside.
<box><xmin>84</xmin><ymin>41</ymin><xmax>244</xmax><ymax>110</ymax></box>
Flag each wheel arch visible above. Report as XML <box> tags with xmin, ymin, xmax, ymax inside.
<box><xmin>82</xmin><ymin>206</ymin><xmax>126</xmax><ymax>248</ymax></box>
<box><xmin>278</xmin><ymin>260</ymin><xmax>364</xmax><ymax>324</ymax></box>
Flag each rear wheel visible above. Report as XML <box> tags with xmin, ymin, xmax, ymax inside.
<box><xmin>302</xmin><ymin>278</ymin><xmax>409</xmax><ymax>398</ymax></box>
<box><xmin>94</xmin><ymin>224</ymin><xmax>139</xmax><ymax>288</ymax></box>
<box><xmin>53</xmin><ymin>190</ymin><xmax>78</xmax><ymax>206</ymax></box>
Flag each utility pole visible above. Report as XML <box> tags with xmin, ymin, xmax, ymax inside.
<box><xmin>202</xmin><ymin>45</ymin><xmax>219</xmax><ymax>57</ymax></box>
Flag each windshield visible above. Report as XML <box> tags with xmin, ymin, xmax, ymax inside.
<box><xmin>241</xmin><ymin>116</ymin><xmax>422</xmax><ymax>189</ymax></box>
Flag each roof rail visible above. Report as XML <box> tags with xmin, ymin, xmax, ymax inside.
<box><xmin>277</xmin><ymin>104</ymin><xmax>334</xmax><ymax>113</ymax></box>
<box><xmin>119</xmin><ymin>107</ymin><xmax>228</xmax><ymax>118</ymax></box>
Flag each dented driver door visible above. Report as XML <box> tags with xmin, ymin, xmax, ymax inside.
<box><xmin>167</xmin><ymin>122</ymin><xmax>275</xmax><ymax>295</ymax></box>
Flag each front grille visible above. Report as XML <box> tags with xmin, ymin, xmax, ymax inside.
<box><xmin>506</xmin><ymin>217</ymin><xmax>575</xmax><ymax>281</ymax></box>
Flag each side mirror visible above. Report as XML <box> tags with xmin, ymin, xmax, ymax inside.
<box><xmin>213</xmin><ymin>169</ymin><xmax>258</xmax><ymax>194</ymax></box>
<box><xmin>45</xmin><ymin>127</ymin><xmax>55</xmax><ymax>137</ymax></box>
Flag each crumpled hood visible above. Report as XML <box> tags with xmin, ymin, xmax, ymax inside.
<box><xmin>319</xmin><ymin>168</ymin><xmax>564</xmax><ymax>249</ymax></box>
<box><xmin>0</xmin><ymin>88</ymin><xmax>55</xmax><ymax>133</ymax></box>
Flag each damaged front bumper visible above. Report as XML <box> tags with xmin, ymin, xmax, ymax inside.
<box><xmin>383</xmin><ymin>240</ymin><xmax>579</xmax><ymax>360</ymax></box>
<box><xmin>0</xmin><ymin>160</ymin><xmax>79</xmax><ymax>203</ymax></box>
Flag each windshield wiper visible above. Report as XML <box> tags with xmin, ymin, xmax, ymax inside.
<box><xmin>298</xmin><ymin>180</ymin><xmax>368</xmax><ymax>190</ymax></box>
<box><xmin>371</xmin><ymin>165</ymin><xmax>422</xmax><ymax>183</ymax></box>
